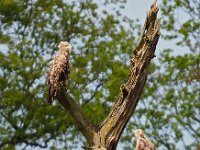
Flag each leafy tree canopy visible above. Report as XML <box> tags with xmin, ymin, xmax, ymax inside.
<box><xmin>0</xmin><ymin>0</ymin><xmax>135</xmax><ymax>149</ymax></box>
<box><xmin>0</xmin><ymin>0</ymin><xmax>199</xmax><ymax>150</ymax></box>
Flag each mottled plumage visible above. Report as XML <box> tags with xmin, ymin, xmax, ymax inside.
<box><xmin>135</xmin><ymin>129</ymin><xmax>156</xmax><ymax>150</ymax></box>
<box><xmin>47</xmin><ymin>41</ymin><xmax>71</xmax><ymax>103</ymax></box>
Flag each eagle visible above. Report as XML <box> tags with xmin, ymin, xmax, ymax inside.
<box><xmin>47</xmin><ymin>41</ymin><xmax>71</xmax><ymax>104</ymax></box>
<box><xmin>135</xmin><ymin>129</ymin><xmax>156</xmax><ymax>150</ymax></box>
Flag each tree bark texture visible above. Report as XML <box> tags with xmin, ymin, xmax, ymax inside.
<box><xmin>56</xmin><ymin>2</ymin><xmax>160</xmax><ymax>150</ymax></box>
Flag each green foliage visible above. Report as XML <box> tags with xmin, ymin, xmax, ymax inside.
<box><xmin>160</xmin><ymin>0</ymin><xmax>200</xmax><ymax>53</ymax></box>
<box><xmin>0</xmin><ymin>0</ymin><xmax>135</xmax><ymax>149</ymax></box>
<box><xmin>0</xmin><ymin>0</ymin><xmax>199</xmax><ymax>149</ymax></box>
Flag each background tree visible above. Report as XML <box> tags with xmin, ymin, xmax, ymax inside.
<box><xmin>0</xmin><ymin>0</ymin><xmax>199</xmax><ymax>150</ymax></box>
<box><xmin>0</xmin><ymin>0</ymin><xmax>140</xmax><ymax>149</ymax></box>
<box><xmin>121</xmin><ymin>0</ymin><xmax>200</xmax><ymax>150</ymax></box>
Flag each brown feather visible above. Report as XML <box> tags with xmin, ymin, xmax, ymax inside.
<box><xmin>135</xmin><ymin>129</ymin><xmax>156</xmax><ymax>150</ymax></box>
<box><xmin>47</xmin><ymin>41</ymin><xmax>71</xmax><ymax>103</ymax></box>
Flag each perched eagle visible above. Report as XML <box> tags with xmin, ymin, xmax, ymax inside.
<box><xmin>47</xmin><ymin>41</ymin><xmax>71</xmax><ymax>104</ymax></box>
<box><xmin>135</xmin><ymin>129</ymin><xmax>156</xmax><ymax>150</ymax></box>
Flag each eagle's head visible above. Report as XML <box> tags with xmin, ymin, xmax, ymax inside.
<box><xmin>58</xmin><ymin>41</ymin><xmax>72</xmax><ymax>54</ymax></box>
<box><xmin>135</xmin><ymin>129</ymin><xmax>145</xmax><ymax>138</ymax></box>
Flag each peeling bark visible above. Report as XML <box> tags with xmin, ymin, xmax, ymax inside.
<box><xmin>53</xmin><ymin>2</ymin><xmax>160</xmax><ymax>150</ymax></box>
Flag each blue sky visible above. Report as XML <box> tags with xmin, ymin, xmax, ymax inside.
<box><xmin>123</xmin><ymin>0</ymin><xmax>155</xmax><ymax>22</ymax></box>
<box><xmin>123</xmin><ymin>0</ymin><xmax>190</xmax><ymax>56</ymax></box>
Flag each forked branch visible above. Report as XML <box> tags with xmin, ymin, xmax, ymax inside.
<box><xmin>48</xmin><ymin>2</ymin><xmax>160</xmax><ymax>150</ymax></box>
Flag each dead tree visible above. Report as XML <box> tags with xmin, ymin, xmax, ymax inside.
<box><xmin>49</xmin><ymin>2</ymin><xmax>160</xmax><ymax>150</ymax></box>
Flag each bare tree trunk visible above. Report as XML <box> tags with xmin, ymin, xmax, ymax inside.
<box><xmin>55</xmin><ymin>2</ymin><xmax>160</xmax><ymax>150</ymax></box>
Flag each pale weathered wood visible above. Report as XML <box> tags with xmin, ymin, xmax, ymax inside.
<box><xmin>98</xmin><ymin>2</ymin><xmax>160</xmax><ymax>149</ymax></box>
